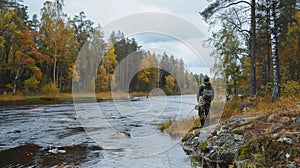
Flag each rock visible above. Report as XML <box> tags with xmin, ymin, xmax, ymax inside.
<box><xmin>233</xmin><ymin>134</ymin><xmax>243</xmax><ymax>141</ymax></box>
<box><xmin>277</xmin><ymin>137</ymin><xmax>293</xmax><ymax>144</ymax></box>
<box><xmin>292</xmin><ymin>117</ymin><xmax>300</xmax><ymax>123</ymax></box>
<box><xmin>182</xmin><ymin>109</ymin><xmax>300</xmax><ymax>167</ymax></box>
<box><xmin>272</xmin><ymin>133</ymin><xmax>279</xmax><ymax>138</ymax></box>
<box><xmin>216</xmin><ymin>126</ymin><xmax>228</xmax><ymax>136</ymax></box>
<box><xmin>287</xmin><ymin>161</ymin><xmax>296</xmax><ymax>168</ymax></box>
<box><xmin>48</xmin><ymin>148</ymin><xmax>66</xmax><ymax>154</ymax></box>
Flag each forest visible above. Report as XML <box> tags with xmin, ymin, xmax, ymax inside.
<box><xmin>201</xmin><ymin>0</ymin><xmax>300</xmax><ymax>100</ymax></box>
<box><xmin>0</xmin><ymin>0</ymin><xmax>203</xmax><ymax>98</ymax></box>
<box><xmin>0</xmin><ymin>0</ymin><xmax>300</xmax><ymax>100</ymax></box>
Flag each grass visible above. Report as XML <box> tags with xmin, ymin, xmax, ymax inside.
<box><xmin>0</xmin><ymin>91</ymin><xmax>150</xmax><ymax>106</ymax></box>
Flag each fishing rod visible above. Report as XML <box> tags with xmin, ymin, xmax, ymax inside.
<box><xmin>187</xmin><ymin>105</ymin><xmax>198</xmax><ymax>116</ymax></box>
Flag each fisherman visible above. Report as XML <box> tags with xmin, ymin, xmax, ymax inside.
<box><xmin>197</xmin><ymin>75</ymin><xmax>214</xmax><ymax>128</ymax></box>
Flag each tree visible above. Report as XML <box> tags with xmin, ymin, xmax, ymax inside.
<box><xmin>95</xmin><ymin>65</ymin><xmax>108</xmax><ymax>92</ymax></box>
<box><xmin>103</xmin><ymin>43</ymin><xmax>118</xmax><ymax>74</ymax></box>
<box><xmin>271</xmin><ymin>0</ymin><xmax>280</xmax><ymax>101</ymax></box>
<box><xmin>200</xmin><ymin>0</ymin><xmax>257</xmax><ymax>97</ymax></box>
<box><xmin>112</xmin><ymin>33</ymin><xmax>141</xmax><ymax>92</ymax></box>
<box><xmin>176</xmin><ymin>58</ymin><xmax>185</xmax><ymax>92</ymax></box>
<box><xmin>39</xmin><ymin>0</ymin><xmax>79</xmax><ymax>92</ymax></box>
<box><xmin>137</xmin><ymin>52</ymin><xmax>158</xmax><ymax>92</ymax></box>
<box><xmin>102</xmin><ymin>43</ymin><xmax>118</xmax><ymax>91</ymax></box>
<box><xmin>14</xmin><ymin>26</ymin><xmax>43</xmax><ymax>94</ymax></box>
<box><xmin>28</xmin><ymin>14</ymin><xmax>40</xmax><ymax>44</ymax></box>
<box><xmin>39</xmin><ymin>0</ymin><xmax>65</xmax><ymax>84</ymax></box>
<box><xmin>0</xmin><ymin>7</ymin><xmax>25</xmax><ymax>91</ymax></box>
<box><xmin>255</xmin><ymin>0</ymin><xmax>272</xmax><ymax>86</ymax></box>
<box><xmin>208</xmin><ymin>20</ymin><xmax>244</xmax><ymax>96</ymax></box>
<box><xmin>158</xmin><ymin>52</ymin><xmax>171</xmax><ymax>89</ymax></box>
<box><xmin>165</xmin><ymin>75</ymin><xmax>175</xmax><ymax>95</ymax></box>
<box><xmin>76</xmin><ymin>28</ymin><xmax>105</xmax><ymax>92</ymax></box>
<box><xmin>72</xmin><ymin>11</ymin><xmax>94</xmax><ymax>50</ymax></box>
<box><xmin>24</xmin><ymin>76</ymin><xmax>40</xmax><ymax>95</ymax></box>
<box><xmin>280</xmin><ymin>11</ymin><xmax>300</xmax><ymax>82</ymax></box>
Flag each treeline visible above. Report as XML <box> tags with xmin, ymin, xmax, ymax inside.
<box><xmin>201</xmin><ymin>0</ymin><xmax>300</xmax><ymax>99</ymax></box>
<box><xmin>0</xmin><ymin>0</ymin><xmax>202</xmax><ymax>96</ymax></box>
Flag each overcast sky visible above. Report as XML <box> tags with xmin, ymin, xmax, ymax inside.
<box><xmin>23</xmin><ymin>0</ymin><xmax>214</xmax><ymax>75</ymax></box>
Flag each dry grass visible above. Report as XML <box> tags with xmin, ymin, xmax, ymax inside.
<box><xmin>169</xmin><ymin>97</ymin><xmax>300</xmax><ymax>140</ymax></box>
<box><xmin>167</xmin><ymin>117</ymin><xmax>198</xmax><ymax>137</ymax></box>
<box><xmin>0</xmin><ymin>92</ymin><xmax>25</xmax><ymax>101</ymax></box>
<box><xmin>0</xmin><ymin>91</ymin><xmax>150</xmax><ymax>102</ymax></box>
<box><xmin>219</xmin><ymin>96</ymin><xmax>300</xmax><ymax>120</ymax></box>
<box><xmin>157</xmin><ymin>117</ymin><xmax>199</xmax><ymax>138</ymax></box>
<box><xmin>241</xmin><ymin>108</ymin><xmax>300</xmax><ymax>140</ymax></box>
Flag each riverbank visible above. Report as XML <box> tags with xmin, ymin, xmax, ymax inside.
<box><xmin>181</xmin><ymin>98</ymin><xmax>300</xmax><ymax>167</ymax></box>
<box><xmin>0</xmin><ymin>92</ymin><xmax>151</xmax><ymax>106</ymax></box>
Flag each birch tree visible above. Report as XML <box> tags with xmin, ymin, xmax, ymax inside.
<box><xmin>271</xmin><ymin>0</ymin><xmax>280</xmax><ymax>101</ymax></box>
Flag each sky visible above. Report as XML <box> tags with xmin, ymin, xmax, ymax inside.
<box><xmin>23</xmin><ymin>0</ymin><xmax>215</xmax><ymax>75</ymax></box>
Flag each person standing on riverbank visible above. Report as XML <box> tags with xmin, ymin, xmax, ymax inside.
<box><xmin>197</xmin><ymin>75</ymin><xmax>214</xmax><ymax>128</ymax></box>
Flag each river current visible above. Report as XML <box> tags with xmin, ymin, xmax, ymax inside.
<box><xmin>0</xmin><ymin>94</ymin><xmax>200</xmax><ymax>168</ymax></box>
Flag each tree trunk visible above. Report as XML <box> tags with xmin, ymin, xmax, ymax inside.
<box><xmin>234</xmin><ymin>77</ymin><xmax>237</xmax><ymax>97</ymax></box>
<box><xmin>266</xmin><ymin>0</ymin><xmax>272</xmax><ymax>85</ymax></box>
<box><xmin>271</xmin><ymin>0</ymin><xmax>280</xmax><ymax>101</ymax></box>
<box><xmin>249</xmin><ymin>0</ymin><xmax>256</xmax><ymax>97</ymax></box>
<box><xmin>13</xmin><ymin>64</ymin><xmax>24</xmax><ymax>94</ymax></box>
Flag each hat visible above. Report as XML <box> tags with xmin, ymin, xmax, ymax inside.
<box><xmin>204</xmin><ymin>75</ymin><xmax>209</xmax><ymax>82</ymax></box>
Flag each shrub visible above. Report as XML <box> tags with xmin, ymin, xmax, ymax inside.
<box><xmin>281</xmin><ymin>81</ymin><xmax>300</xmax><ymax>99</ymax></box>
<box><xmin>221</xmin><ymin>98</ymin><xmax>242</xmax><ymax>120</ymax></box>
<box><xmin>40</xmin><ymin>82</ymin><xmax>58</xmax><ymax>99</ymax></box>
<box><xmin>24</xmin><ymin>77</ymin><xmax>40</xmax><ymax>95</ymax></box>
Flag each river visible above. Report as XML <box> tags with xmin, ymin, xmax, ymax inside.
<box><xmin>0</xmin><ymin>94</ymin><xmax>199</xmax><ymax>168</ymax></box>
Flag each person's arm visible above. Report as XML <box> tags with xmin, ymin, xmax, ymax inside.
<box><xmin>197</xmin><ymin>85</ymin><xmax>204</xmax><ymax>102</ymax></box>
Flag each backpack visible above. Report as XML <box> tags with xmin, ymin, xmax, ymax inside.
<box><xmin>202</xmin><ymin>86</ymin><xmax>213</xmax><ymax>101</ymax></box>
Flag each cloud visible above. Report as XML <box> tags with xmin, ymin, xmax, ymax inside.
<box><xmin>134</xmin><ymin>34</ymin><xmax>212</xmax><ymax>75</ymax></box>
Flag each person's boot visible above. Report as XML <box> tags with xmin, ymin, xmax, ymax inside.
<box><xmin>199</xmin><ymin>119</ymin><xmax>205</xmax><ymax>128</ymax></box>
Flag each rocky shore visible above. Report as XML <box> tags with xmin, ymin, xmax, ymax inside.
<box><xmin>182</xmin><ymin>108</ymin><xmax>300</xmax><ymax>167</ymax></box>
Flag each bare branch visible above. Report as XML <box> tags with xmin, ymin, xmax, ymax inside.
<box><xmin>200</xmin><ymin>0</ymin><xmax>252</xmax><ymax>21</ymax></box>
<box><xmin>233</xmin><ymin>8</ymin><xmax>242</xmax><ymax>28</ymax></box>
<box><xmin>227</xmin><ymin>19</ymin><xmax>251</xmax><ymax>34</ymax></box>
<box><xmin>222</xmin><ymin>0</ymin><xmax>252</xmax><ymax>9</ymax></box>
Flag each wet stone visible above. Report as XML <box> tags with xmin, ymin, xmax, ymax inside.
<box><xmin>277</xmin><ymin>137</ymin><xmax>293</xmax><ymax>144</ymax></box>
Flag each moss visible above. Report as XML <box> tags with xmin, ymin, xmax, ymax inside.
<box><xmin>201</xmin><ymin>141</ymin><xmax>208</xmax><ymax>153</ymax></box>
<box><xmin>237</xmin><ymin>147</ymin><xmax>249</xmax><ymax>160</ymax></box>
<box><xmin>240</xmin><ymin>161</ymin><xmax>257</xmax><ymax>168</ymax></box>
<box><xmin>254</xmin><ymin>152</ymin><xmax>263</xmax><ymax>159</ymax></box>
<box><xmin>189</xmin><ymin>155</ymin><xmax>201</xmax><ymax>167</ymax></box>
<box><xmin>236</xmin><ymin>135</ymin><xmax>295</xmax><ymax>167</ymax></box>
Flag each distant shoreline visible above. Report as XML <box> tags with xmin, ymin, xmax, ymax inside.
<box><xmin>0</xmin><ymin>92</ymin><xmax>191</xmax><ymax>107</ymax></box>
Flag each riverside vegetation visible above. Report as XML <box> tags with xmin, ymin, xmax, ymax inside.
<box><xmin>159</xmin><ymin>95</ymin><xmax>300</xmax><ymax>167</ymax></box>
